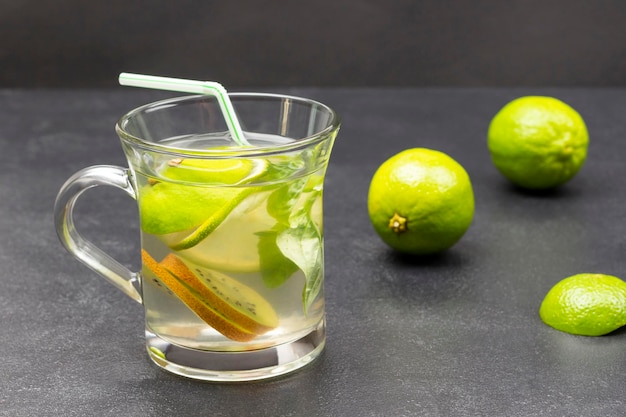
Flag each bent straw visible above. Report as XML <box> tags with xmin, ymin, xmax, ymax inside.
<box><xmin>118</xmin><ymin>72</ymin><xmax>249</xmax><ymax>146</ymax></box>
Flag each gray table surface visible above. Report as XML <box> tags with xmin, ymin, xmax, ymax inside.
<box><xmin>2</xmin><ymin>87</ymin><xmax>626</xmax><ymax>416</ymax></box>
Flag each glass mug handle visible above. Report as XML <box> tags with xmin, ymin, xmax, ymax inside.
<box><xmin>54</xmin><ymin>165</ymin><xmax>142</xmax><ymax>304</ymax></box>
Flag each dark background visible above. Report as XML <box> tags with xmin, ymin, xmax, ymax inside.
<box><xmin>2</xmin><ymin>0</ymin><xmax>625</xmax><ymax>88</ymax></box>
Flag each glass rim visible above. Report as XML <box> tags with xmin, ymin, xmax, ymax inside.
<box><xmin>115</xmin><ymin>92</ymin><xmax>341</xmax><ymax>157</ymax></box>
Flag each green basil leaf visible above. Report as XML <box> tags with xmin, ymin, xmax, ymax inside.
<box><xmin>276</xmin><ymin>218</ymin><xmax>323</xmax><ymax>313</ymax></box>
<box><xmin>257</xmin><ymin>229</ymin><xmax>299</xmax><ymax>288</ymax></box>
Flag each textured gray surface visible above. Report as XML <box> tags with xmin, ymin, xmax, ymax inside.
<box><xmin>2</xmin><ymin>88</ymin><xmax>626</xmax><ymax>416</ymax></box>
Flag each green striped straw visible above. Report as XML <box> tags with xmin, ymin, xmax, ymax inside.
<box><xmin>118</xmin><ymin>72</ymin><xmax>249</xmax><ymax>146</ymax></box>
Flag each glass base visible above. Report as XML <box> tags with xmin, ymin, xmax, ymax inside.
<box><xmin>145</xmin><ymin>320</ymin><xmax>325</xmax><ymax>382</ymax></box>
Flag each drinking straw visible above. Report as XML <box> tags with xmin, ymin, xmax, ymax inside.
<box><xmin>118</xmin><ymin>72</ymin><xmax>249</xmax><ymax>146</ymax></box>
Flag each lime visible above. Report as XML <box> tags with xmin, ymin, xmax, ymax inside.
<box><xmin>139</xmin><ymin>182</ymin><xmax>242</xmax><ymax>235</ymax></box>
<box><xmin>163</xmin><ymin>157</ymin><xmax>267</xmax><ymax>185</ymax></box>
<box><xmin>487</xmin><ymin>96</ymin><xmax>589</xmax><ymax>189</ymax></box>
<box><xmin>139</xmin><ymin>157</ymin><xmax>268</xmax><ymax>236</ymax></box>
<box><xmin>162</xmin><ymin>196</ymin><xmax>270</xmax><ymax>272</ymax></box>
<box><xmin>367</xmin><ymin>148</ymin><xmax>474</xmax><ymax>255</ymax></box>
<box><xmin>539</xmin><ymin>273</ymin><xmax>626</xmax><ymax>336</ymax></box>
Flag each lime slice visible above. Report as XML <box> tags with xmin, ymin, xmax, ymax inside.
<box><xmin>160</xmin><ymin>191</ymin><xmax>274</xmax><ymax>272</ymax></box>
<box><xmin>139</xmin><ymin>183</ymin><xmax>243</xmax><ymax>235</ymax></box>
<box><xmin>168</xmin><ymin>188</ymin><xmax>256</xmax><ymax>250</ymax></box>
<box><xmin>139</xmin><ymin>157</ymin><xmax>268</xmax><ymax>236</ymax></box>
<box><xmin>163</xmin><ymin>157</ymin><xmax>267</xmax><ymax>185</ymax></box>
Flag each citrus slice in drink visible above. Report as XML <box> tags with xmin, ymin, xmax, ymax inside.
<box><xmin>162</xmin><ymin>157</ymin><xmax>267</xmax><ymax>185</ymax></box>
<box><xmin>138</xmin><ymin>157</ymin><xmax>268</xmax><ymax>236</ymax></box>
<box><xmin>160</xmin><ymin>190</ymin><xmax>274</xmax><ymax>272</ymax></box>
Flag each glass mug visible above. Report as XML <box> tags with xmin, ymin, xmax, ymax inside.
<box><xmin>54</xmin><ymin>93</ymin><xmax>340</xmax><ymax>381</ymax></box>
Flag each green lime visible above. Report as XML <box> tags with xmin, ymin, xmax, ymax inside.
<box><xmin>162</xmin><ymin>157</ymin><xmax>267</xmax><ymax>185</ymax></box>
<box><xmin>539</xmin><ymin>273</ymin><xmax>626</xmax><ymax>336</ymax></box>
<box><xmin>487</xmin><ymin>96</ymin><xmax>589</xmax><ymax>189</ymax></box>
<box><xmin>367</xmin><ymin>148</ymin><xmax>474</xmax><ymax>255</ymax></box>
<box><xmin>139</xmin><ymin>157</ymin><xmax>268</xmax><ymax>236</ymax></box>
<box><xmin>139</xmin><ymin>182</ymin><xmax>242</xmax><ymax>235</ymax></box>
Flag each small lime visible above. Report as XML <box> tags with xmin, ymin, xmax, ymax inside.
<box><xmin>487</xmin><ymin>96</ymin><xmax>589</xmax><ymax>189</ymax></box>
<box><xmin>367</xmin><ymin>148</ymin><xmax>474</xmax><ymax>255</ymax></box>
<box><xmin>539</xmin><ymin>273</ymin><xmax>626</xmax><ymax>336</ymax></box>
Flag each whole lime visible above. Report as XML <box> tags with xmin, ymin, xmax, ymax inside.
<box><xmin>487</xmin><ymin>96</ymin><xmax>589</xmax><ymax>189</ymax></box>
<box><xmin>539</xmin><ymin>273</ymin><xmax>626</xmax><ymax>336</ymax></box>
<box><xmin>367</xmin><ymin>148</ymin><xmax>474</xmax><ymax>255</ymax></box>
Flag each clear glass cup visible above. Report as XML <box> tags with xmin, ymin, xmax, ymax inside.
<box><xmin>54</xmin><ymin>93</ymin><xmax>340</xmax><ymax>381</ymax></box>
